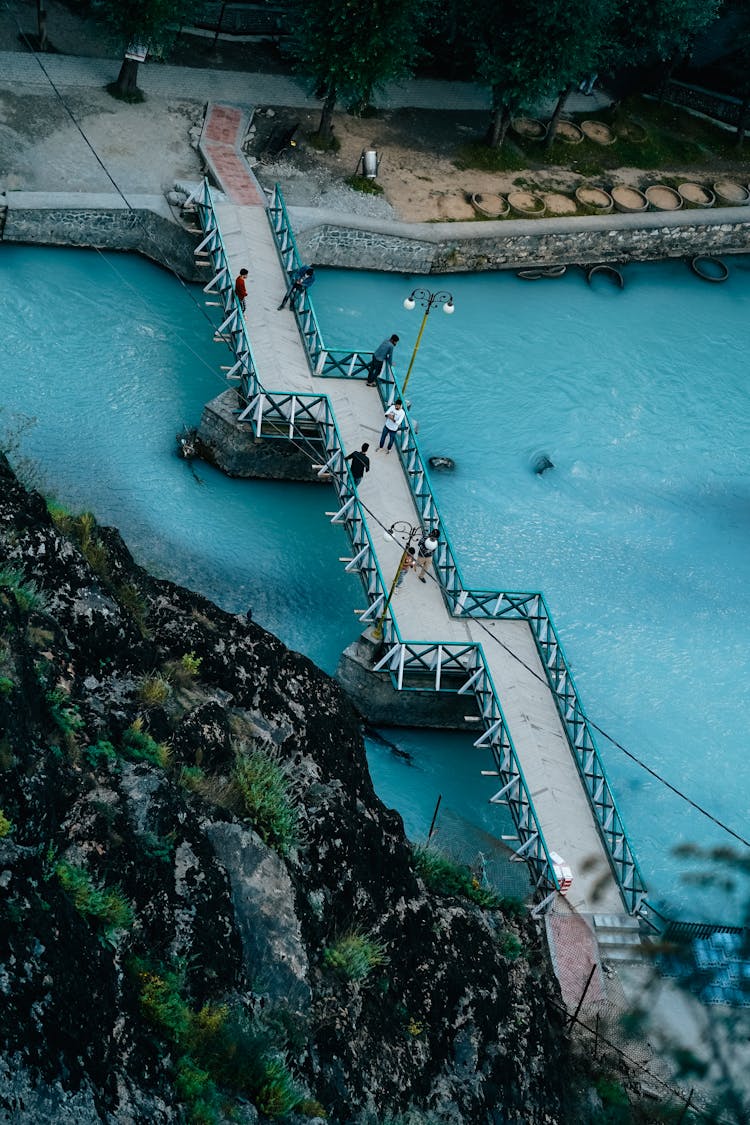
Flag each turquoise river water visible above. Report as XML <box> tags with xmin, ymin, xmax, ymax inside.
<box><xmin>2</xmin><ymin>245</ymin><xmax>749</xmax><ymax>924</ymax></box>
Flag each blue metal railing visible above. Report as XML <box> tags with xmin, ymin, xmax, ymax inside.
<box><xmin>190</xmin><ymin>178</ymin><xmax>646</xmax><ymax>911</ymax></box>
<box><xmin>265</xmin><ymin>182</ymin><xmax>646</xmax><ymax>913</ymax></box>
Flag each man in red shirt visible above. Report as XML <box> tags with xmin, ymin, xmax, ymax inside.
<box><xmin>235</xmin><ymin>268</ymin><xmax>249</xmax><ymax>312</ymax></box>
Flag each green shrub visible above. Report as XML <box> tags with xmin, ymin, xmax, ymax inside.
<box><xmin>83</xmin><ymin>739</ymin><xmax>118</xmax><ymax>769</ymax></box>
<box><xmin>0</xmin><ymin>809</ymin><xmax>13</xmax><ymax>837</ymax></box>
<box><xmin>47</xmin><ymin>498</ymin><xmax>75</xmax><ymax>533</ymax></box>
<box><xmin>256</xmin><ymin>1053</ymin><xmax>301</xmax><ymax>1117</ymax></box>
<box><xmin>138</xmin><ymin>674</ymin><xmax>172</xmax><ymax>707</ymax></box>
<box><xmin>345</xmin><ymin>174</ymin><xmax>384</xmax><ymax>195</ymax></box>
<box><xmin>135</xmin><ymin>963</ymin><xmax>305</xmax><ymax>1121</ymax></box>
<box><xmin>46</xmin><ymin>688</ymin><xmax>85</xmax><ymax>739</ymax></box>
<box><xmin>595</xmin><ymin>1076</ymin><xmax>629</xmax><ymax>1107</ymax></box>
<box><xmin>175</xmin><ymin>1056</ymin><xmax>222</xmax><ymax>1125</ymax></box>
<box><xmin>296</xmin><ymin>1100</ymin><xmax>327</xmax><ymax>1119</ymax></box>
<box><xmin>497</xmin><ymin>931</ymin><xmax>524</xmax><ymax>961</ymax></box>
<box><xmin>55</xmin><ymin>860</ymin><xmax>133</xmax><ymax>935</ymax></box>
<box><xmin>233</xmin><ymin>745</ymin><xmax>297</xmax><ymax>855</ymax></box>
<box><xmin>181</xmin><ymin>652</ymin><xmax>202</xmax><ymax>677</ymax></box>
<box><xmin>413</xmin><ymin>845</ymin><xmax>503</xmax><ymax>908</ymax></box>
<box><xmin>0</xmin><ymin>566</ymin><xmax>48</xmax><ymax>612</ymax></box>
<box><xmin>122</xmin><ymin>721</ymin><xmax>171</xmax><ymax>768</ymax></box>
<box><xmin>0</xmin><ymin>676</ymin><xmax>13</xmax><ymax>697</ymax></box>
<box><xmin>323</xmin><ymin>931</ymin><xmax>388</xmax><ymax>981</ymax></box>
<box><xmin>115</xmin><ymin>582</ymin><xmax>150</xmax><ymax>635</ymax></box>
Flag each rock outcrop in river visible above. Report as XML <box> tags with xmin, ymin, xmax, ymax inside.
<box><xmin>0</xmin><ymin>453</ymin><xmax>574</xmax><ymax>1124</ymax></box>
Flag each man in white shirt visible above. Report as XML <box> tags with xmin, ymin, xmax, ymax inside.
<box><xmin>377</xmin><ymin>399</ymin><xmax>405</xmax><ymax>454</ymax></box>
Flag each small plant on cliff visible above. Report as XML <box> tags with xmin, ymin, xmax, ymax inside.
<box><xmin>323</xmin><ymin>931</ymin><xmax>389</xmax><ymax>981</ymax></box>
<box><xmin>115</xmin><ymin>581</ymin><xmax>151</xmax><ymax>636</ymax></box>
<box><xmin>0</xmin><ymin>566</ymin><xmax>48</xmax><ymax>613</ymax></box>
<box><xmin>46</xmin><ymin>687</ymin><xmax>85</xmax><ymax>741</ymax></box>
<box><xmin>0</xmin><ymin>809</ymin><xmax>14</xmax><ymax>837</ymax></box>
<box><xmin>56</xmin><ymin>860</ymin><xmax>134</xmax><ymax>937</ymax></box>
<box><xmin>181</xmin><ymin>651</ymin><xmax>202</xmax><ymax>677</ymax></box>
<box><xmin>413</xmin><ymin>845</ymin><xmax>524</xmax><ymax>913</ymax></box>
<box><xmin>135</xmin><ymin>962</ymin><xmax>305</xmax><ymax>1120</ymax></box>
<box><xmin>83</xmin><ymin>739</ymin><xmax>118</xmax><ymax>770</ymax></box>
<box><xmin>233</xmin><ymin>744</ymin><xmax>298</xmax><ymax>855</ymax></box>
<box><xmin>0</xmin><ymin>675</ymin><xmax>14</xmax><ymax>697</ymax></box>
<box><xmin>138</xmin><ymin>673</ymin><xmax>172</xmax><ymax>707</ymax></box>
<box><xmin>122</xmin><ymin>719</ymin><xmax>171</xmax><ymax>768</ymax></box>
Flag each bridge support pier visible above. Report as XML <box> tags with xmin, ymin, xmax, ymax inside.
<box><xmin>336</xmin><ymin>633</ymin><xmax>479</xmax><ymax>730</ymax></box>
<box><xmin>197</xmin><ymin>389</ymin><xmax>324</xmax><ymax>482</ymax></box>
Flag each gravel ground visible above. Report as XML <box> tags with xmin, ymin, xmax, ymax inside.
<box><xmin>255</xmin><ymin>155</ymin><xmax>396</xmax><ymax>219</ymax></box>
<box><xmin>0</xmin><ymin>86</ymin><xmax>204</xmax><ymax>194</ymax></box>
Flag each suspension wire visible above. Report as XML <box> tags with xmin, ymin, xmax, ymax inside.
<box><xmin>338</xmin><ymin>465</ymin><xmax>750</xmax><ymax>852</ymax></box>
<box><xmin>7</xmin><ymin>4</ymin><xmax>746</xmax><ymax>851</ymax></box>
<box><xmin>5</xmin><ymin>4</ymin><xmax>232</xmax><ymax>352</ymax></box>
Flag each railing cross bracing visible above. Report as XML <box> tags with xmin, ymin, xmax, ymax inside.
<box><xmin>192</xmin><ymin>178</ymin><xmax>649</xmax><ymax>915</ymax></box>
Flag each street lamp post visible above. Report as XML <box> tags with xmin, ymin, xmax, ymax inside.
<box><xmin>401</xmin><ymin>287</ymin><xmax>455</xmax><ymax>394</ymax></box>
<box><xmin>372</xmin><ymin>521</ymin><xmax>420</xmax><ymax>640</ymax></box>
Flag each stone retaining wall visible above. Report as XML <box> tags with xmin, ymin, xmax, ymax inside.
<box><xmin>5</xmin><ymin>191</ymin><xmax>750</xmax><ymax>281</ymax></box>
<box><xmin>3</xmin><ymin>192</ymin><xmax>202</xmax><ymax>281</ymax></box>
<box><xmin>290</xmin><ymin>205</ymin><xmax>750</xmax><ymax>274</ymax></box>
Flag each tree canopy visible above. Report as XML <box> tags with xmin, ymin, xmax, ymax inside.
<box><xmin>98</xmin><ymin>0</ymin><xmax>198</xmax><ymax>97</ymax></box>
<box><xmin>288</xmin><ymin>0</ymin><xmax>422</xmax><ymax>138</ymax></box>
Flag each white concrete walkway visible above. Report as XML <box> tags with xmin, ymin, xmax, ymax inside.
<box><xmin>215</xmin><ymin>195</ymin><xmax>624</xmax><ymax>916</ymax></box>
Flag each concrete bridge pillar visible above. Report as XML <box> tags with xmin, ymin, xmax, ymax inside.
<box><xmin>335</xmin><ymin>631</ymin><xmax>478</xmax><ymax>730</ymax></box>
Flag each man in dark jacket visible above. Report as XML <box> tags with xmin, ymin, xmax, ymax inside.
<box><xmin>344</xmin><ymin>442</ymin><xmax>370</xmax><ymax>486</ymax></box>
<box><xmin>278</xmin><ymin>265</ymin><xmax>315</xmax><ymax>310</ymax></box>
<box><xmin>366</xmin><ymin>334</ymin><xmax>399</xmax><ymax>385</ymax></box>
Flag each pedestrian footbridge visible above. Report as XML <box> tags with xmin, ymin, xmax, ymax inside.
<box><xmin>184</xmin><ymin>162</ymin><xmax>645</xmax><ymax>920</ymax></box>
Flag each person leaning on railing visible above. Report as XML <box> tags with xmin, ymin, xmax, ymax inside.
<box><xmin>366</xmin><ymin>334</ymin><xmax>399</xmax><ymax>386</ymax></box>
<box><xmin>277</xmin><ymin>265</ymin><xmax>315</xmax><ymax>311</ymax></box>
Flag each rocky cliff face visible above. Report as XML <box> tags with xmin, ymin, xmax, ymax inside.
<box><xmin>0</xmin><ymin>454</ymin><xmax>573</xmax><ymax>1125</ymax></box>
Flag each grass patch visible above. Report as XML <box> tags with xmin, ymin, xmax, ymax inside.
<box><xmin>0</xmin><ymin>566</ymin><xmax>48</xmax><ymax>613</ymax></box>
<box><xmin>138</xmin><ymin>673</ymin><xmax>172</xmax><ymax>707</ymax></box>
<box><xmin>233</xmin><ymin>744</ymin><xmax>297</xmax><ymax>855</ymax></box>
<box><xmin>345</xmin><ymin>174</ymin><xmax>384</xmax><ymax>195</ymax></box>
<box><xmin>135</xmin><ymin>962</ymin><xmax>305</xmax><ymax>1120</ymax></box>
<box><xmin>413</xmin><ymin>845</ymin><xmax>526</xmax><ymax>918</ymax></box>
<box><xmin>0</xmin><ymin>809</ymin><xmax>13</xmax><ymax>837</ymax></box>
<box><xmin>115</xmin><ymin>581</ymin><xmax>150</xmax><ymax>635</ymax></box>
<box><xmin>323</xmin><ymin>931</ymin><xmax>388</xmax><ymax>981</ymax></box>
<box><xmin>56</xmin><ymin>860</ymin><xmax>133</xmax><ymax>937</ymax></box>
<box><xmin>122</xmin><ymin>719</ymin><xmax>171</xmax><ymax>768</ymax></box>
<box><xmin>454</xmin><ymin>141</ymin><xmax>528</xmax><ymax>172</ymax></box>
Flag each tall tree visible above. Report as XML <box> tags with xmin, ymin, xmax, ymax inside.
<box><xmin>607</xmin><ymin>0</ymin><xmax>721</xmax><ymax>91</ymax></box>
<box><xmin>467</xmin><ymin>0</ymin><xmax>594</xmax><ymax>148</ymax></box>
<box><xmin>288</xmin><ymin>0</ymin><xmax>422</xmax><ymax>141</ymax></box>
<box><xmin>97</xmin><ymin>0</ymin><xmax>197</xmax><ymax>99</ymax></box>
<box><xmin>543</xmin><ymin>0</ymin><xmax>617</xmax><ymax>149</ymax></box>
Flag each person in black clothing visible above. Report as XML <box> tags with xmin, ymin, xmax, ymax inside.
<box><xmin>344</xmin><ymin>442</ymin><xmax>370</xmax><ymax>485</ymax></box>
<box><xmin>278</xmin><ymin>265</ymin><xmax>315</xmax><ymax>310</ymax></box>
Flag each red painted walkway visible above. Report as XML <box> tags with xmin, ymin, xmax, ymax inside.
<box><xmin>201</xmin><ymin>104</ymin><xmax>265</xmax><ymax>207</ymax></box>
